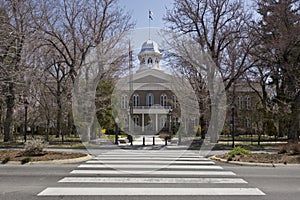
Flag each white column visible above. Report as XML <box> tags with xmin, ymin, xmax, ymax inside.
<box><xmin>142</xmin><ymin>113</ymin><xmax>144</xmax><ymax>132</ymax></box>
<box><xmin>155</xmin><ymin>113</ymin><xmax>158</xmax><ymax>132</ymax></box>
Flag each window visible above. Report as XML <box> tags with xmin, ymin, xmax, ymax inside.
<box><xmin>133</xmin><ymin>94</ymin><xmax>139</xmax><ymax>107</ymax></box>
<box><xmin>160</xmin><ymin>94</ymin><xmax>167</xmax><ymax>107</ymax></box>
<box><xmin>245</xmin><ymin>117</ymin><xmax>251</xmax><ymax>128</ymax></box>
<box><xmin>148</xmin><ymin>57</ymin><xmax>153</xmax><ymax>64</ymax></box>
<box><xmin>191</xmin><ymin>118</ymin><xmax>196</xmax><ymax>131</ymax></box>
<box><xmin>121</xmin><ymin>95</ymin><xmax>128</xmax><ymax>109</ymax></box>
<box><xmin>238</xmin><ymin>96</ymin><xmax>243</xmax><ymax>110</ymax></box>
<box><xmin>146</xmin><ymin>93</ymin><xmax>154</xmax><ymax>106</ymax></box>
<box><xmin>133</xmin><ymin>116</ymin><xmax>139</xmax><ymax>128</ymax></box>
<box><xmin>141</xmin><ymin>58</ymin><xmax>145</xmax><ymax>64</ymax></box>
<box><xmin>242</xmin><ymin>97</ymin><xmax>247</xmax><ymax>110</ymax></box>
<box><xmin>160</xmin><ymin>116</ymin><xmax>167</xmax><ymax>128</ymax></box>
<box><xmin>123</xmin><ymin>115</ymin><xmax>128</xmax><ymax>127</ymax></box>
<box><xmin>172</xmin><ymin>95</ymin><xmax>177</xmax><ymax>108</ymax></box>
<box><xmin>246</xmin><ymin>96</ymin><xmax>252</xmax><ymax>110</ymax></box>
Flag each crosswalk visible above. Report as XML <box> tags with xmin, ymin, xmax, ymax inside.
<box><xmin>37</xmin><ymin>150</ymin><xmax>265</xmax><ymax>197</ymax></box>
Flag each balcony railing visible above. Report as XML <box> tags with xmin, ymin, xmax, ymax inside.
<box><xmin>132</xmin><ymin>105</ymin><xmax>172</xmax><ymax>110</ymax></box>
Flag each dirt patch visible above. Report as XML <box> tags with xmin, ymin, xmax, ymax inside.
<box><xmin>218</xmin><ymin>153</ymin><xmax>300</xmax><ymax>164</ymax></box>
<box><xmin>0</xmin><ymin>149</ymin><xmax>87</xmax><ymax>163</ymax></box>
<box><xmin>217</xmin><ymin>143</ymin><xmax>300</xmax><ymax>164</ymax></box>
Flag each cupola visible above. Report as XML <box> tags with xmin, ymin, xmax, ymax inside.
<box><xmin>137</xmin><ymin>39</ymin><xmax>162</xmax><ymax>71</ymax></box>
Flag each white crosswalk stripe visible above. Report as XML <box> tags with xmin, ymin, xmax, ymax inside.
<box><xmin>71</xmin><ymin>169</ymin><xmax>235</xmax><ymax>176</ymax></box>
<box><xmin>38</xmin><ymin>187</ymin><xmax>265</xmax><ymax>196</ymax></box>
<box><xmin>93</xmin><ymin>157</ymin><xmax>210</xmax><ymax>161</ymax></box>
<box><xmin>77</xmin><ymin>164</ymin><xmax>223</xmax><ymax>169</ymax></box>
<box><xmin>59</xmin><ymin>177</ymin><xmax>248</xmax><ymax>184</ymax></box>
<box><xmin>38</xmin><ymin>150</ymin><xmax>266</xmax><ymax>197</ymax></box>
<box><xmin>86</xmin><ymin>160</ymin><xmax>216</xmax><ymax>164</ymax></box>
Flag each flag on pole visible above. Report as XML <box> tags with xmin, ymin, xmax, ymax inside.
<box><xmin>149</xmin><ymin>10</ymin><xmax>153</xmax><ymax>20</ymax></box>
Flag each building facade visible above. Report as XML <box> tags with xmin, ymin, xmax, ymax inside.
<box><xmin>114</xmin><ymin>39</ymin><xmax>198</xmax><ymax>137</ymax></box>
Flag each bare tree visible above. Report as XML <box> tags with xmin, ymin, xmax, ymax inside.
<box><xmin>27</xmin><ymin>0</ymin><xmax>134</xmax><ymax>141</ymax></box>
<box><xmin>0</xmin><ymin>1</ymin><xmax>32</xmax><ymax>142</ymax></box>
<box><xmin>164</xmin><ymin>0</ymin><xmax>255</xmax><ymax>91</ymax></box>
<box><xmin>35</xmin><ymin>48</ymin><xmax>72</xmax><ymax>142</ymax></box>
<box><xmin>30</xmin><ymin>0</ymin><xmax>133</xmax><ymax>83</ymax></box>
<box><xmin>164</xmin><ymin>0</ymin><xmax>256</xmax><ymax>142</ymax></box>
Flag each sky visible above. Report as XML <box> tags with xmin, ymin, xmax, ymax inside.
<box><xmin>118</xmin><ymin>0</ymin><xmax>175</xmax><ymax>57</ymax></box>
<box><xmin>117</xmin><ymin>0</ymin><xmax>180</xmax><ymax>73</ymax></box>
<box><xmin>119</xmin><ymin>0</ymin><xmax>174</xmax><ymax>28</ymax></box>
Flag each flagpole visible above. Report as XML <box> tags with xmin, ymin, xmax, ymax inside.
<box><xmin>148</xmin><ymin>12</ymin><xmax>151</xmax><ymax>39</ymax></box>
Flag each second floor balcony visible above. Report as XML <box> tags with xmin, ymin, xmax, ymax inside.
<box><xmin>128</xmin><ymin>105</ymin><xmax>172</xmax><ymax>114</ymax></box>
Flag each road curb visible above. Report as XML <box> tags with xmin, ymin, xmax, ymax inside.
<box><xmin>3</xmin><ymin>154</ymin><xmax>93</xmax><ymax>165</ymax></box>
<box><xmin>210</xmin><ymin>155</ymin><xmax>300</xmax><ymax>167</ymax></box>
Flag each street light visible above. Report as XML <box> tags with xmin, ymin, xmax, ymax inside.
<box><xmin>115</xmin><ymin>117</ymin><xmax>119</xmax><ymax>145</ymax></box>
<box><xmin>168</xmin><ymin>109</ymin><xmax>172</xmax><ymax>134</ymax></box>
<box><xmin>178</xmin><ymin>118</ymin><xmax>181</xmax><ymax>145</ymax></box>
<box><xmin>24</xmin><ymin>99</ymin><xmax>29</xmax><ymax>142</ymax></box>
<box><xmin>231</xmin><ymin>102</ymin><xmax>235</xmax><ymax>148</ymax></box>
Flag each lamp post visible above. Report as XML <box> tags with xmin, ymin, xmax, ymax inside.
<box><xmin>115</xmin><ymin>117</ymin><xmax>119</xmax><ymax>145</ymax></box>
<box><xmin>24</xmin><ymin>99</ymin><xmax>29</xmax><ymax>142</ymax></box>
<box><xmin>178</xmin><ymin>118</ymin><xmax>181</xmax><ymax>145</ymax></box>
<box><xmin>164</xmin><ymin>109</ymin><xmax>172</xmax><ymax>146</ymax></box>
<box><xmin>168</xmin><ymin>109</ymin><xmax>172</xmax><ymax>134</ymax></box>
<box><xmin>231</xmin><ymin>102</ymin><xmax>235</xmax><ymax>148</ymax></box>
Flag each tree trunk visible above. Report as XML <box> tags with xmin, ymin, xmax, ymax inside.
<box><xmin>4</xmin><ymin>83</ymin><xmax>15</xmax><ymax>142</ymax></box>
<box><xmin>56</xmin><ymin>91</ymin><xmax>63</xmax><ymax>143</ymax></box>
<box><xmin>45</xmin><ymin>118</ymin><xmax>50</xmax><ymax>142</ymax></box>
<box><xmin>56</xmin><ymin>102</ymin><xmax>63</xmax><ymax>143</ymax></box>
<box><xmin>210</xmin><ymin>103</ymin><xmax>219</xmax><ymax>143</ymax></box>
<box><xmin>81</xmin><ymin>126</ymin><xmax>90</xmax><ymax>142</ymax></box>
<box><xmin>289</xmin><ymin>94</ymin><xmax>300</xmax><ymax>142</ymax></box>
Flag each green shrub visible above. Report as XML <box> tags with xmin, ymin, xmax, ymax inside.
<box><xmin>21</xmin><ymin>157</ymin><xmax>31</xmax><ymax>165</ymax></box>
<box><xmin>1</xmin><ymin>157</ymin><xmax>10</xmax><ymax>164</ymax></box>
<box><xmin>23</xmin><ymin>139</ymin><xmax>48</xmax><ymax>156</ymax></box>
<box><xmin>228</xmin><ymin>147</ymin><xmax>251</xmax><ymax>156</ymax></box>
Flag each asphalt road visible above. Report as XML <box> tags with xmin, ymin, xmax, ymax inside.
<box><xmin>0</xmin><ymin>150</ymin><xmax>299</xmax><ymax>200</ymax></box>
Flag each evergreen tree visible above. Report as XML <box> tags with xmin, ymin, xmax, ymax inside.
<box><xmin>257</xmin><ymin>0</ymin><xmax>300</xmax><ymax>141</ymax></box>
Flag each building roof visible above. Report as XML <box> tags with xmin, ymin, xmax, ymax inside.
<box><xmin>139</xmin><ymin>39</ymin><xmax>161</xmax><ymax>54</ymax></box>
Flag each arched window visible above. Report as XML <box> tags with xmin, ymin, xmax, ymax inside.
<box><xmin>121</xmin><ymin>95</ymin><xmax>128</xmax><ymax>109</ymax></box>
<box><xmin>146</xmin><ymin>93</ymin><xmax>154</xmax><ymax>106</ymax></box>
<box><xmin>160</xmin><ymin>94</ymin><xmax>167</xmax><ymax>107</ymax></box>
<box><xmin>133</xmin><ymin>94</ymin><xmax>139</xmax><ymax>107</ymax></box>
<box><xmin>148</xmin><ymin>57</ymin><xmax>153</xmax><ymax>64</ymax></box>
